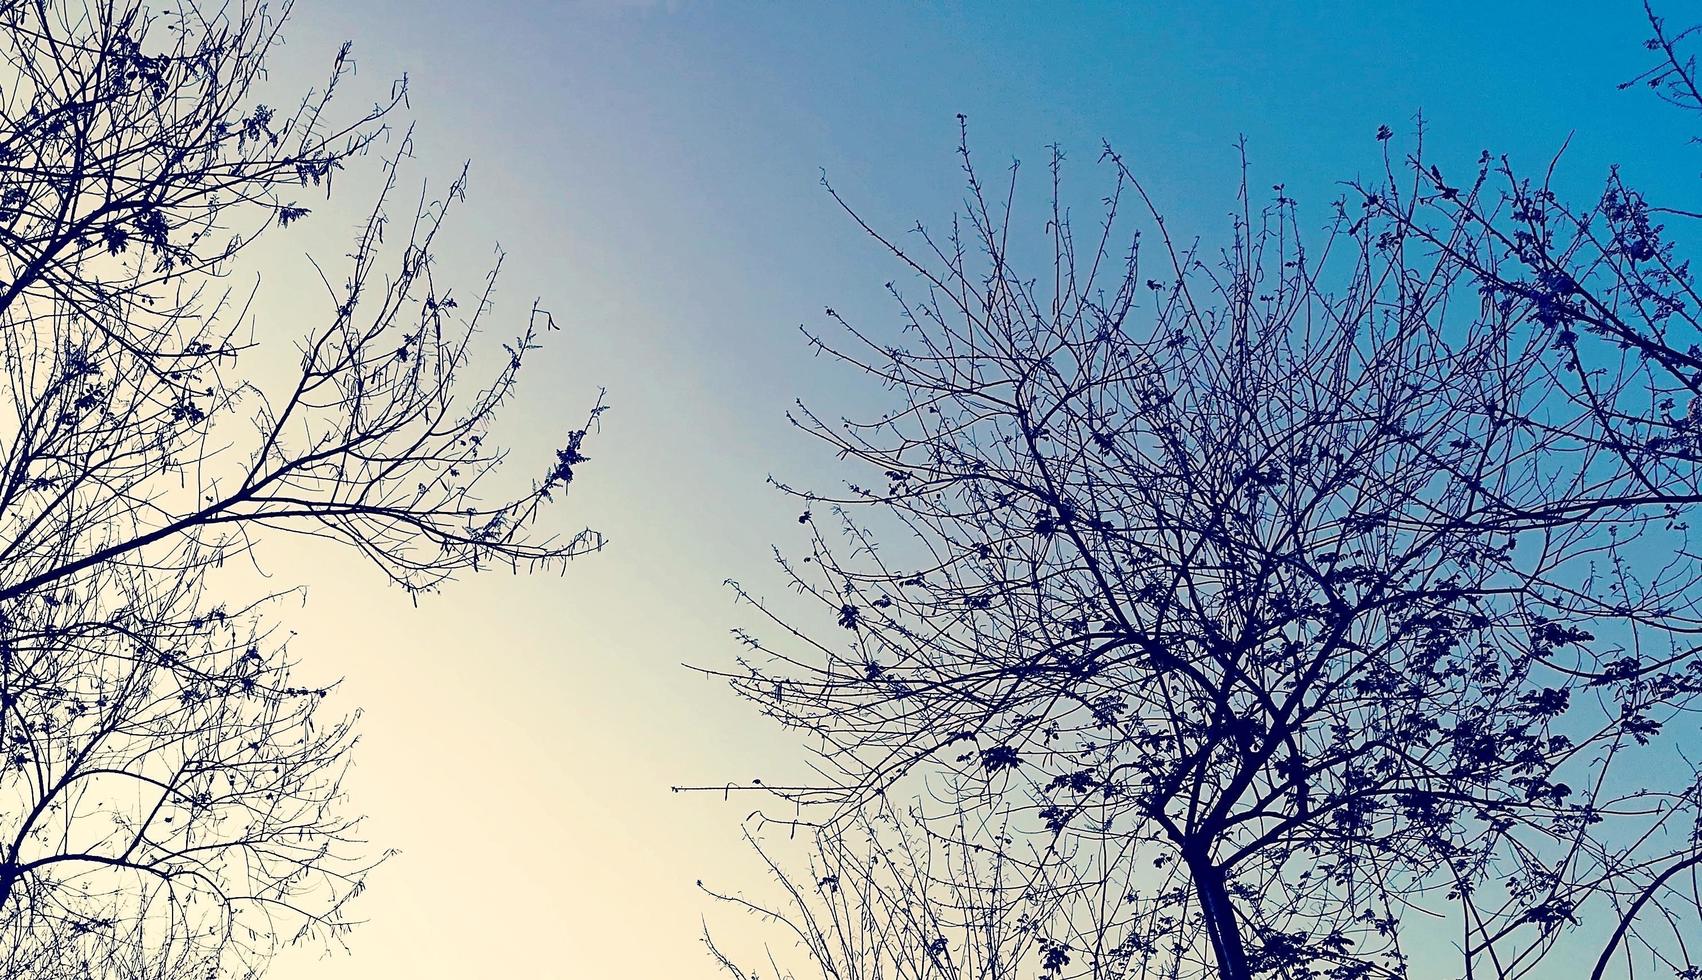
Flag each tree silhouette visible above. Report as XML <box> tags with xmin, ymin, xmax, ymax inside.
<box><xmin>0</xmin><ymin>576</ymin><xmax>363</xmax><ymax>979</ymax></box>
<box><xmin>0</xmin><ymin>1</ymin><xmax>599</xmax><ymax>975</ymax></box>
<box><xmin>702</xmin><ymin>801</ymin><xmax>1088</xmax><ymax>980</ymax></box>
<box><xmin>1387</xmin><ymin>4</ymin><xmax>1702</xmax><ymax>531</ymax></box>
<box><xmin>708</xmin><ymin>121</ymin><xmax>1702</xmax><ymax>979</ymax></box>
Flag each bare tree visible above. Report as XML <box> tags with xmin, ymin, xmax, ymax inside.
<box><xmin>1375</xmin><ymin>9</ymin><xmax>1702</xmax><ymax>975</ymax></box>
<box><xmin>707</xmin><ymin>126</ymin><xmax>1702</xmax><ymax>980</ymax></box>
<box><xmin>702</xmin><ymin>801</ymin><xmax>1098</xmax><ymax>980</ymax></box>
<box><xmin>0</xmin><ymin>574</ymin><xmax>364</xmax><ymax>979</ymax></box>
<box><xmin>1384</xmin><ymin>4</ymin><xmax>1702</xmax><ymax>526</ymax></box>
<box><xmin>0</xmin><ymin>1</ymin><xmax>600</xmax><ymax>975</ymax></box>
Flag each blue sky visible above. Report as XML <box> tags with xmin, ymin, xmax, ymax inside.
<box><xmin>247</xmin><ymin>2</ymin><xmax>1699</xmax><ymax>976</ymax></box>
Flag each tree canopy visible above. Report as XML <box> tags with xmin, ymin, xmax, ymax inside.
<box><xmin>0</xmin><ymin>2</ymin><xmax>599</xmax><ymax>975</ymax></box>
<box><xmin>707</xmin><ymin>12</ymin><xmax>1702</xmax><ymax>978</ymax></box>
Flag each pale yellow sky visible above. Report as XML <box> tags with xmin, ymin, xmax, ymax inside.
<box><xmin>242</xmin><ymin>8</ymin><xmax>834</xmax><ymax>975</ymax></box>
<box><xmin>238</xmin><ymin>124</ymin><xmax>818</xmax><ymax>980</ymax></box>
<box><xmin>257</xmin><ymin>540</ymin><xmax>795</xmax><ymax>978</ymax></box>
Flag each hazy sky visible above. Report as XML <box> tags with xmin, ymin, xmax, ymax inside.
<box><xmin>243</xmin><ymin>2</ymin><xmax>1698</xmax><ymax>977</ymax></box>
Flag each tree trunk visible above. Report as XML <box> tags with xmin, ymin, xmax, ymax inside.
<box><xmin>1184</xmin><ymin>846</ymin><xmax>1253</xmax><ymax>980</ymax></box>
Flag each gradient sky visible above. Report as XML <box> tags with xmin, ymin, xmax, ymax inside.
<box><xmin>240</xmin><ymin>2</ymin><xmax>1701</xmax><ymax>977</ymax></box>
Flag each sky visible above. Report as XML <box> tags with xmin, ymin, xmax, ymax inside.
<box><xmin>236</xmin><ymin>2</ymin><xmax>1702</xmax><ymax>977</ymax></box>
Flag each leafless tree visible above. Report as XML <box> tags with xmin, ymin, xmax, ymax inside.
<box><xmin>1375</xmin><ymin>9</ymin><xmax>1702</xmax><ymax>975</ymax></box>
<box><xmin>0</xmin><ymin>574</ymin><xmax>365</xmax><ymax>979</ymax></box>
<box><xmin>0</xmin><ymin>1</ymin><xmax>600</xmax><ymax>975</ymax></box>
<box><xmin>706</xmin><ymin>123</ymin><xmax>1702</xmax><ymax>980</ymax></box>
<box><xmin>702</xmin><ymin>800</ymin><xmax>1099</xmax><ymax>980</ymax></box>
<box><xmin>1384</xmin><ymin>4</ymin><xmax>1702</xmax><ymax>528</ymax></box>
